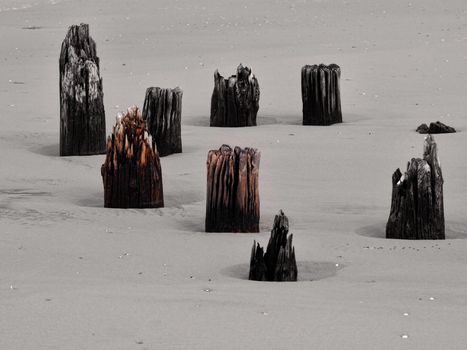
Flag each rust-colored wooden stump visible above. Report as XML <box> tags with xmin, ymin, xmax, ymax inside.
<box><xmin>142</xmin><ymin>87</ymin><xmax>183</xmax><ymax>157</ymax></box>
<box><xmin>301</xmin><ymin>64</ymin><xmax>342</xmax><ymax>126</ymax></box>
<box><xmin>59</xmin><ymin>23</ymin><xmax>106</xmax><ymax>156</ymax></box>
<box><xmin>386</xmin><ymin>135</ymin><xmax>445</xmax><ymax>239</ymax></box>
<box><xmin>210</xmin><ymin>64</ymin><xmax>260</xmax><ymax>127</ymax></box>
<box><xmin>205</xmin><ymin>145</ymin><xmax>260</xmax><ymax>232</ymax></box>
<box><xmin>101</xmin><ymin>106</ymin><xmax>164</xmax><ymax>208</ymax></box>
<box><xmin>249</xmin><ymin>210</ymin><xmax>297</xmax><ymax>282</ymax></box>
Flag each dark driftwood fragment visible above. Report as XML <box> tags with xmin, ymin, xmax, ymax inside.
<box><xmin>101</xmin><ymin>106</ymin><xmax>164</xmax><ymax>208</ymax></box>
<box><xmin>386</xmin><ymin>135</ymin><xmax>444</xmax><ymax>240</ymax></box>
<box><xmin>142</xmin><ymin>87</ymin><xmax>183</xmax><ymax>157</ymax></box>
<box><xmin>205</xmin><ymin>145</ymin><xmax>260</xmax><ymax>232</ymax></box>
<box><xmin>59</xmin><ymin>23</ymin><xmax>106</xmax><ymax>156</ymax></box>
<box><xmin>210</xmin><ymin>64</ymin><xmax>260</xmax><ymax>127</ymax></box>
<box><xmin>249</xmin><ymin>210</ymin><xmax>297</xmax><ymax>282</ymax></box>
<box><xmin>301</xmin><ymin>64</ymin><xmax>342</xmax><ymax>125</ymax></box>
<box><xmin>416</xmin><ymin>121</ymin><xmax>456</xmax><ymax>134</ymax></box>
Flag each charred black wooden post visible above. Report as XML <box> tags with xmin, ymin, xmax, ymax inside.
<box><xmin>386</xmin><ymin>135</ymin><xmax>445</xmax><ymax>240</ymax></box>
<box><xmin>101</xmin><ymin>106</ymin><xmax>164</xmax><ymax>208</ymax></box>
<box><xmin>249</xmin><ymin>210</ymin><xmax>297</xmax><ymax>282</ymax></box>
<box><xmin>142</xmin><ymin>87</ymin><xmax>183</xmax><ymax>157</ymax></box>
<box><xmin>205</xmin><ymin>145</ymin><xmax>260</xmax><ymax>232</ymax></box>
<box><xmin>210</xmin><ymin>64</ymin><xmax>260</xmax><ymax>127</ymax></box>
<box><xmin>301</xmin><ymin>64</ymin><xmax>342</xmax><ymax>126</ymax></box>
<box><xmin>59</xmin><ymin>23</ymin><xmax>106</xmax><ymax>156</ymax></box>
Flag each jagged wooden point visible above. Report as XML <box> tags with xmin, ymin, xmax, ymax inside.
<box><xmin>386</xmin><ymin>135</ymin><xmax>445</xmax><ymax>239</ymax></box>
<box><xmin>249</xmin><ymin>210</ymin><xmax>297</xmax><ymax>282</ymax></box>
<box><xmin>101</xmin><ymin>106</ymin><xmax>164</xmax><ymax>208</ymax></box>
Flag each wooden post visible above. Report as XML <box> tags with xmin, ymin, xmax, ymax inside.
<box><xmin>59</xmin><ymin>23</ymin><xmax>106</xmax><ymax>156</ymax></box>
<box><xmin>301</xmin><ymin>64</ymin><xmax>342</xmax><ymax>126</ymax></box>
<box><xmin>142</xmin><ymin>87</ymin><xmax>183</xmax><ymax>157</ymax></box>
<box><xmin>205</xmin><ymin>145</ymin><xmax>260</xmax><ymax>232</ymax></box>
<box><xmin>101</xmin><ymin>106</ymin><xmax>164</xmax><ymax>208</ymax></box>
<box><xmin>386</xmin><ymin>135</ymin><xmax>445</xmax><ymax>239</ymax></box>
<box><xmin>210</xmin><ymin>64</ymin><xmax>260</xmax><ymax>127</ymax></box>
<box><xmin>249</xmin><ymin>210</ymin><xmax>297</xmax><ymax>282</ymax></box>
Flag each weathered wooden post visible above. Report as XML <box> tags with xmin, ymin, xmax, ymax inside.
<box><xmin>301</xmin><ymin>64</ymin><xmax>342</xmax><ymax>125</ymax></box>
<box><xmin>142</xmin><ymin>87</ymin><xmax>183</xmax><ymax>157</ymax></box>
<box><xmin>386</xmin><ymin>135</ymin><xmax>445</xmax><ymax>239</ymax></box>
<box><xmin>210</xmin><ymin>64</ymin><xmax>260</xmax><ymax>127</ymax></box>
<box><xmin>101</xmin><ymin>106</ymin><xmax>164</xmax><ymax>208</ymax></box>
<box><xmin>249</xmin><ymin>210</ymin><xmax>297</xmax><ymax>282</ymax></box>
<box><xmin>59</xmin><ymin>23</ymin><xmax>106</xmax><ymax>156</ymax></box>
<box><xmin>205</xmin><ymin>145</ymin><xmax>260</xmax><ymax>232</ymax></box>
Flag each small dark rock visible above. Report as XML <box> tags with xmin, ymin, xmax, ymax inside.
<box><xmin>416</xmin><ymin>121</ymin><xmax>456</xmax><ymax>134</ymax></box>
<box><xmin>416</xmin><ymin>123</ymin><xmax>429</xmax><ymax>134</ymax></box>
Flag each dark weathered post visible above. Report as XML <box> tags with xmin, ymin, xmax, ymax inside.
<box><xmin>142</xmin><ymin>87</ymin><xmax>183</xmax><ymax>157</ymax></box>
<box><xmin>386</xmin><ymin>135</ymin><xmax>444</xmax><ymax>239</ymax></box>
<box><xmin>101</xmin><ymin>106</ymin><xmax>164</xmax><ymax>208</ymax></box>
<box><xmin>59</xmin><ymin>23</ymin><xmax>106</xmax><ymax>156</ymax></box>
<box><xmin>205</xmin><ymin>145</ymin><xmax>260</xmax><ymax>232</ymax></box>
<box><xmin>210</xmin><ymin>64</ymin><xmax>260</xmax><ymax>127</ymax></box>
<box><xmin>249</xmin><ymin>210</ymin><xmax>297</xmax><ymax>282</ymax></box>
<box><xmin>301</xmin><ymin>64</ymin><xmax>342</xmax><ymax>126</ymax></box>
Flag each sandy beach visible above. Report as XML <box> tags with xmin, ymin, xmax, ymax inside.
<box><xmin>1</xmin><ymin>0</ymin><xmax>467</xmax><ymax>348</ymax></box>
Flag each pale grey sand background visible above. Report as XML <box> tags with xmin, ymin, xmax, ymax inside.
<box><xmin>1</xmin><ymin>0</ymin><xmax>467</xmax><ymax>349</ymax></box>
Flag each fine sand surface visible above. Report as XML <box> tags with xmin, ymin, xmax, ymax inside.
<box><xmin>1</xmin><ymin>0</ymin><xmax>467</xmax><ymax>349</ymax></box>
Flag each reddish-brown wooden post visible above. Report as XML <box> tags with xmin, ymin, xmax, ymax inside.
<box><xmin>101</xmin><ymin>106</ymin><xmax>164</xmax><ymax>208</ymax></box>
<box><xmin>205</xmin><ymin>145</ymin><xmax>260</xmax><ymax>232</ymax></box>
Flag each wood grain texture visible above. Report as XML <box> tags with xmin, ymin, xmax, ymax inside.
<box><xmin>301</xmin><ymin>64</ymin><xmax>342</xmax><ymax>126</ymax></box>
<box><xmin>386</xmin><ymin>135</ymin><xmax>445</xmax><ymax>240</ymax></box>
<box><xmin>142</xmin><ymin>87</ymin><xmax>183</xmax><ymax>157</ymax></box>
<box><xmin>205</xmin><ymin>145</ymin><xmax>260</xmax><ymax>232</ymax></box>
<box><xmin>101</xmin><ymin>106</ymin><xmax>164</xmax><ymax>208</ymax></box>
<box><xmin>59</xmin><ymin>23</ymin><xmax>106</xmax><ymax>156</ymax></box>
<box><xmin>249</xmin><ymin>210</ymin><xmax>297</xmax><ymax>282</ymax></box>
<box><xmin>210</xmin><ymin>64</ymin><xmax>260</xmax><ymax>127</ymax></box>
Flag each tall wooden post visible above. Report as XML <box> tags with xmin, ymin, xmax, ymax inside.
<box><xmin>205</xmin><ymin>145</ymin><xmax>260</xmax><ymax>232</ymax></box>
<box><xmin>59</xmin><ymin>23</ymin><xmax>106</xmax><ymax>156</ymax></box>
<box><xmin>101</xmin><ymin>106</ymin><xmax>164</xmax><ymax>208</ymax></box>
<box><xmin>301</xmin><ymin>64</ymin><xmax>342</xmax><ymax>126</ymax></box>
<box><xmin>142</xmin><ymin>87</ymin><xmax>183</xmax><ymax>157</ymax></box>
<box><xmin>386</xmin><ymin>135</ymin><xmax>445</xmax><ymax>239</ymax></box>
<box><xmin>210</xmin><ymin>64</ymin><xmax>260</xmax><ymax>127</ymax></box>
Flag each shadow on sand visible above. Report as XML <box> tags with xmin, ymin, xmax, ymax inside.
<box><xmin>33</xmin><ymin>144</ymin><xmax>60</xmax><ymax>157</ymax></box>
<box><xmin>183</xmin><ymin>113</ymin><xmax>368</xmax><ymax>127</ymax></box>
<box><xmin>221</xmin><ymin>261</ymin><xmax>343</xmax><ymax>282</ymax></box>
<box><xmin>356</xmin><ymin>222</ymin><xmax>467</xmax><ymax>239</ymax></box>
